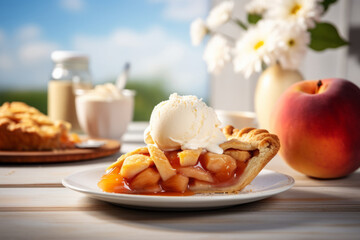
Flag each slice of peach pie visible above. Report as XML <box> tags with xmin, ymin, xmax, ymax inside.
<box><xmin>98</xmin><ymin>125</ymin><xmax>280</xmax><ymax>195</ymax></box>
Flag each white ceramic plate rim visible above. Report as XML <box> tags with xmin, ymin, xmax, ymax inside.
<box><xmin>62</xmin><ymin>167</ymin><xmax>295</xmax><ymax>209</ymax></box>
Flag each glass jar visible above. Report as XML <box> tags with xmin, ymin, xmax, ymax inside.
<box><xmin>47</xmin><ymin>51</ymin><xmax>92</xmax><ymax>132</ymax></box>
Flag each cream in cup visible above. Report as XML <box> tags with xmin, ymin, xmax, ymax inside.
<box><xmin>75</xmin><ymin>83</ymin><xmax>134</xmax><ymax>140</ymax></box>
<box><xmin>215</xmin><ymin>110</ymin><xmax>257</xmax><ymax>129</ymax></box>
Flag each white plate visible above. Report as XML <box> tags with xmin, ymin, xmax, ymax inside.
<box><xmin>62</xmin><ymin>167</ymin><xmax>294</xmax><ymax>210</ymax></box>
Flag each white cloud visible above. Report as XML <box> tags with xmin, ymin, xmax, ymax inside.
<box><xmin>16</xmin><ymin>24</ymin><xmax>42</xmax><ymax>41</ymax></box>
<box><xmin>0</xmin><ymin>29</ymin><xmax>5</xmax><ymax>44</ymax></box>
<box><xmin>72</xmin><ymin>26</ymin><xmax>207</xmax><ymax>97</ymax></box>
<box><xmin>0</xmin><ymin>25</ymin><xmax>59</xmax><ymax>89</ymax></box>
<box><xmin>0</xmin><ymin>24</ymin><xmax>207</xmax><ymax>98</ymax></box>
<box><xmin>60</xmin><ymin>0</ymin><xmax>85</xmax><ymax>12</ymax></box>
<box><xmin>150</xmin><ymin>0</ymin><xmax>208</xmax><ymax>21</ymax></box>
<box><xmin>18</xmin><ymin>41</ymin><xmax>58</xmax><ymax>64</ymax></box>
<box><xmin>0</xmin><ymin>54</ymin><xmax>14</xmax><ymax>71</ymax></box>
<box><xmin>13</xmin><ymin>24</ymin><xmax>59</xmax><ymax>65</ymax></box>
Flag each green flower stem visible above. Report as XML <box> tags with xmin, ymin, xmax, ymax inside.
<box><xmin>232</xmin><ymin>18</ymin><xmax>248</xmax><ymax>30</ymax></box>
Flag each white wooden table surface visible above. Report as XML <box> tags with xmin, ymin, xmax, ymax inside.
<box><xmin>0</xmin><ymin>122</ymin><xmax>359</xmax><ymax>240</ymax></box>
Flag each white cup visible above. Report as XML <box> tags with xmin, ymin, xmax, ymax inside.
<box><xmin>215</xmin><ymin>110</ymin><xmax>257</xmax><ymax>129</ymax></box>
<box><xmin>75</xmin><ymin>89</ymin><xmax>135</xmax><ymax>140</ymax></box>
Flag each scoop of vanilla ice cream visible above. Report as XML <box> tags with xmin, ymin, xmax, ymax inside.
<box><xmin>145</xmin><ymin>93</ymin><xmax>226</xmax><ymax>154</ymax></box>
<box><xmin>78</xmin><ymin>83</ymin><xmax>124</xmax><ymax>101</ymax></box>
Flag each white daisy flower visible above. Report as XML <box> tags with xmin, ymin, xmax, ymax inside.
<box><xmin>190</xmin><ymin>18</ymin><xmax>209</xmax><ymax>46</ymax></box>
<box><xmin>206</xmin><ymin>1</ymin><xmax>234</xmax><ymax>30</ymax></box>
<box><xmin>203</xmin><ymin>34</ymin><xmax>231</xmax><ymax>74</ymax></box>
<box><xmin>233</xmin><ymin>20</ymin><xmax>277</xmax><ymax>78</ymax></box>
<box><xmin>265</xmin><ymin>0</ymin><xmax>323</xmax><ymax>29</ymax></box>
<box><xmin>271</xmin><ymin>21</ymin><xmax>310</xmax><ymax>69</ymax></box>
<box><xmin>245</xmin><ymin>0</ymin><xmax>274</xmax><ymax>15</ymax></box>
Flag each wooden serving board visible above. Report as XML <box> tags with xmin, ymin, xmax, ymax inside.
<box><xmin>0</xmin><ymin>139</ymin><xmax>120</xmax><ymax>163</ymax></box>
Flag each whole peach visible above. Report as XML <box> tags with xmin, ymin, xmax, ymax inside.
<box><xmin>271</xmin><ymin>78</ymin><xmax>360</xmax><ymax>179</ymax></box>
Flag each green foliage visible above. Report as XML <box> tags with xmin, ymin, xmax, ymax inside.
<box><xmin>321</xmin><ymin>0</ymin><xmax>337</xmax><ymax>14</ymax></box>
<box><xmin>125</xmin><ymin>79</ymin><xmax>170</xmax><ymax>121</ymax></box>
<box><xmin>308</xmin><ymin>22</ymin><xmax>348</xmax><ymax>51</ymax></box>
<box><xmin>0</xmin><ymin>90</ymin><xmax>48</xmax><ymax>114</ymax></box>
<box><xmin>247</xmin><ymin>13</ymin><xmax>261</xmax><ymax>25</ymax></box>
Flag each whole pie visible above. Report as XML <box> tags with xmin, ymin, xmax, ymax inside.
<box><xmin>98</xmin><ymin>125</ymin><xmax>280</xmax><ymax>194</ymax></box>
<box><xmin>0</xmin><ymin>102</ymin><xmax>76</xmax><ymax>151</ymax></box>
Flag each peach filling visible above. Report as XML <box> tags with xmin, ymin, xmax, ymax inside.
<box><xmin>98</xmin><ymin>148</ymin><xmax>252</xmax><ymax>196</ymax></box>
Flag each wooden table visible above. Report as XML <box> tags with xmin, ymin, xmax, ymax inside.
<box><xmin>1</xmin><ymin>122</ymin><xmax>359</xmax><ymax>239</ymax></box>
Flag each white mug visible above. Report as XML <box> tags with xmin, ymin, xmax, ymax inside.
<box><xmin>76</xmin><ymin>89</ymin><xmax>135</xmax><ymax>140</ymax></box>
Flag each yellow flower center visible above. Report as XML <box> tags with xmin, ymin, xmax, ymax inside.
<box><xmin>288</xmin><ymin>39</ymin><xmax>295</xmax><ymax>47</ymax></box>
<box><xmin>254</xmin><ymin>40</ymin><xmax>264</xmax><ymax>50</ymax></box>
<box><xmin>291</xmin><ymin>4</ymin><xmax>301</xmax><ymax>15</ymax></box>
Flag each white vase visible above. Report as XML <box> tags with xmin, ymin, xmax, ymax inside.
<box><xmin>254</xmin><ymin>64</ymin><xmax>303</xmax><ymax>131</ymax></box>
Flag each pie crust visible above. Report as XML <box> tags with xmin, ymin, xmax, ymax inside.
<box><xmin>99</xmin><ymin>125</ymin><xmax>280</xmax><ymax>194</ymax></box>
<box><xmin>0</xmin><ymin>102</ymin><xmax>76</xmax><ymax>151</ymax></box>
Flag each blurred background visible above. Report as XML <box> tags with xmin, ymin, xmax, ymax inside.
<box><xmin>0</xmin><ymin>0</ymin><xmax>209</xmax><ymax>121</ymax></box>
<box><xmin>0</xmin><ymin>0</ymin><xmax>359</xmax><ymax>120</ymax></box>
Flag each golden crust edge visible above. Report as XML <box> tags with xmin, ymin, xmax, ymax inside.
<box><xmin>197</xmin><ymin>126</ymin><xmax>280</xmax><ymax>193</ymax></box>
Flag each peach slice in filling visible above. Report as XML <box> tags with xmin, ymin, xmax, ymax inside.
<box><xmin>98</xmin><ymin>147</ymin><xmax>250</xmax><ymax>195</ymax></box>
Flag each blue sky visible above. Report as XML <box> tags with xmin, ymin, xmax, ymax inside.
<box><xmin>0</xmin><ymin>0</ymin><xmax>209</xmax><ymax>97</ymax></box>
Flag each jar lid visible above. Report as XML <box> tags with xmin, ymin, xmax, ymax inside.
<box><xmin>51</xmin><ymin>51</ymin><xmax>89</xmax><ymax>64</ymax></box>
